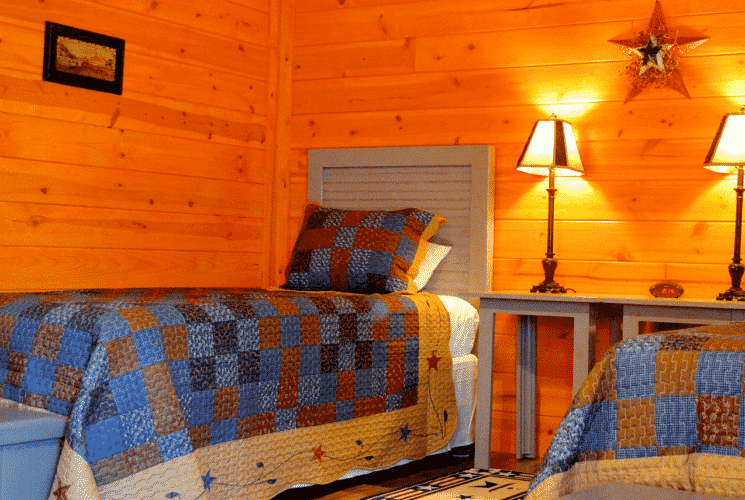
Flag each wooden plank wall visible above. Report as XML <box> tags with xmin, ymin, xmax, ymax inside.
<box><xmin>291</xmin><ymin>0</ymin><xmax>745</xmax><ymax>456</ymax></box>
<box><xmin>0</xmin><ymin>0</ymin><xmax>285</xmax><ymax>291</ymax></box>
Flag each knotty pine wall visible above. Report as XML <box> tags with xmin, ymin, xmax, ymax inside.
<box><xmin>0</xmin><ymin>0</ymin><xmax>295</xmax><ymax>291</ymax></box>
<box><xmin>290</xmin><ymin>0</ymin><xmax>745</xmax><ymax>456</ymax></box>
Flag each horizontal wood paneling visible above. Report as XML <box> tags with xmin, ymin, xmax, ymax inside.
<box><xmin>0</xmin><ymin>75</ymin><xmax>266</xmax><ymax>145</ymax></box>
<box><xmin>1</xmin><ymin>158</ymin><xmax>266</xmax><ymax>218</ymax></box>
<box><xmin>493</xmin><ymin>259</ymin><xmax>730</xmax><ymax>298</ymax></box>
<box><xmin>291</xmin><ymin>97</ymin><xmax>740</xmax><ymax>148</ymax></box>
<box><xmin>1</xmin><ymin>0</ymin><xmax>274</xmax><ymax>291</ymax></box>
<box><xmin>294</xmin><ymin>38</ymin><xmax>415</xmax><ymax>80</ymax></box>
<box><xmin>92</xmin><ymin>0</ymin><xmax>271</xmax><ymax>36</ymax></box>
<box><xmin>495</xmin><ymin>220</ymin><xmax>738</xmax><ymax>264</ymax></box>
<box><xmin>291</xmin><ymin>0</ymin><xmax>745</xmax><ymax>456</ymax></box>
<box><xmin>0</xmin><ymin>114</ymin><xmax>261</xmax><ymax>182</ymax></box>
<box><xmin>293</xmin><ymin>56</ymin><xmax>742</xmax><ymax>111</ymax></box>
<box><xmin>0</xmin><ymin>2</ymin><xmax>269</xmax><ymax>76</ymax></box>
<box><xmin>0</xmin><ymin>203</ymin><xmax>263</xmax><ymax>251</ymax></box>
<box><xmin>295</xmin><ymin>0</ymin><xmax>743</xmax><ymax>46</ymax></box>
<box><xmin>0</xmin><ymin>247</ymin><xmax>264</xmax><ymax>292</ymax></box>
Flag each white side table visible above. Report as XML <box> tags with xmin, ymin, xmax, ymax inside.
<box><xmin>620</xmin><ymin>296</ymin><xmax>745</xmax><ymax>339</ymax></box>
<box><xmin>468</xmin><ymin>291</ymin><xmax>745</xmax><ymax>470</ymax></box>
<box><xmin>470</xmin><ymin>292</ymin><xmax>607</xmax><ymax>468</ymax></box>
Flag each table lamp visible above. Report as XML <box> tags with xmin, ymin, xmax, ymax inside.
<box><xmin>517</xmin><ymin>116</ymin><xmax>584</xmax><ymax>293</ymax></box>
<box><xmin>704</xmin><ymin>108</ymin><xmax>745</xmax><ymax>300</ymax></box>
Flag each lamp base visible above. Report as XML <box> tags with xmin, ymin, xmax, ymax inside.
<box><xmin>530</xmin><ymin>257</ymin><xmax>573</xmax><ymax>294</ymax></box>
<box><xmin>717</xmin><ymin>262</ymin><xmax>745</xmax><ymax>300</ymax></box>
<box><xmin>530</xmin><ymin>280</ymin><xmax>571</xmax><ymax>294</ymax></box>
<box><xmin>716</xmin><ymin>288</ymin><xmax>745</xmax><ymax>301</ymax></box>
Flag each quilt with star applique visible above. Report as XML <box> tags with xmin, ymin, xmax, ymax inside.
<box><xmin>527</xmin><ymin>321</ymin><xmax>745</xmax><ymax>499</ymax></box>
<box><xmin>0</xmin><ymin>287</ymin><xmax>456</xmax><ymax>499</ymax></box>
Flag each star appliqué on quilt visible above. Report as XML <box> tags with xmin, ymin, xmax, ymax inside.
<box><xmin>52</xmin><ymin>479</ymin><xmax>71</xmax><ymax>500</ymax></box>
<box><xmin>400</xmin><ymin>423</ymin><xmax>412</xmax><ymax>441</ymax></box>
<box><xmin>202</xmin><ymin>469</ymin><xmax>217</xmax><ymax>491</ymax></box>
<box><xmin>427</xmin><ymin>351</ymin><xmax>441</xmax><ymax>370</ymax></box>
<box><xmin>313</xmin><ymin>444</ymin><xmax>326</xmax><ymax>462</ymax></box>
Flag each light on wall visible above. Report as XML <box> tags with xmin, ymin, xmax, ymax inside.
<box><xmin>517</xmin><ymin>116</ymin><xmax>584</xmax><ymax>293</ymax></box>
<box><xmin>704</xmin><ymin>108</ymin><xmax>745</xmax><ymax>301</ymax></box>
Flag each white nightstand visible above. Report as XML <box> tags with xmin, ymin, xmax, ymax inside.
<box><xmin>469</xmin><ymin>291</ymin><xmax>745</xmax><ymax>469</ymax></box>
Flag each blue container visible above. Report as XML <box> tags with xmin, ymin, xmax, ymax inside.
<box><xmin>0</xmin><ymin>402</ymin><xmax>67</xmax><ymax>500</ymax></box>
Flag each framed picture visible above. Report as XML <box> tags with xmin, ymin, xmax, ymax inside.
<box><xmin>43</xmin><ymin>21</ymin><xmax>125</xmax><ymax>95</ymax></box>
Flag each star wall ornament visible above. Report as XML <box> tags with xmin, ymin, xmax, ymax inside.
<box><xmin>609</xmin><ymin>0</ymin><xmax>709</xmax><ymax>103</ymax></box>
<box><xmin>635</xmin><ymin>34</ymin><xmax>671</xmax><ymax>75</ymax></box>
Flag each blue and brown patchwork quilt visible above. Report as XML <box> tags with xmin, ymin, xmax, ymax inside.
<box><xmin>0</xmin><ymin>288</ymin><xmax>456</xmax><ymax>499</ymax></box>
<box><xmin>528</xmin><ymin>322</ymin><xmax>745</xmax><ymax>499</ymax></box>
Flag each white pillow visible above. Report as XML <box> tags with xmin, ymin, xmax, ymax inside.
<box><xmin>413</xmin><ymin>241</ymin><xmax>451</xmax><ymax>291</ymax></box>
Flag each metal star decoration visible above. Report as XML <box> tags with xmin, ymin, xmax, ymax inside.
<box><xmin>635</xmin><ymin>34</ymin><xmax>671</xmax><ymax>75</ymax></box>
<box><xmin>609</xmin><ymin>0</ymin><xmax>709</xmax><ymax>103</ymax></box>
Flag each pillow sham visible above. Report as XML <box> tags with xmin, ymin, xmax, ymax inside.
<box><xmin>413</xmin><ymin>241</ymin><xmax>451</xmax><ymax>291</ymax></box>
<box><xmin>285</xmin><ymin>202</ymin><xmax>447</xmax><ymax>294</ymax></box>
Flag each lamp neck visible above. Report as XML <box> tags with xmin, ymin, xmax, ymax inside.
<box><xmin>734</xmin><ymin>168</ymin><xmax>744</xmax><ymax>263</ymax></box>
<box><xmin>546</xmin><ymin>168</ymin><xmax>557</xmax><ymax>259</ymax></box>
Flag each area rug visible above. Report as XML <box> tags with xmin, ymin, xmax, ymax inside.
<box><xmin>364</xmin><ymin>468</ymin><xmax>535</xmax><ymax>500</ymax></box>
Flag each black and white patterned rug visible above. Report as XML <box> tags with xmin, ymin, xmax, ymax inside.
<box><xmin>363</xmin><ymin>468</ymin><xmax>535</xmax><ymax>500</ymax></box>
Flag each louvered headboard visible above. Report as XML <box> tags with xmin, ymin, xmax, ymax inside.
<box><xmin>307</xmin><ymin>145</ymin><xmax>494</xmax><ymax>297</ymax></box>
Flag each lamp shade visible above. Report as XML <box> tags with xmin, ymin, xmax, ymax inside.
<box><xmin>516</xmin><ymin>118</ymin><xmax>584</xmax><ymax>177</ymax></box>
<box><xmin>704</xmin><ymin>111</ymin><xmax>745</xmax><ymax>174</ymax></box>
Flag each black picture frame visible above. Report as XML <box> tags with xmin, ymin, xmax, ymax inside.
<box><xmin>43</xmin><ymin>21</ymin><xmax>125</xmax><ymax>95</ymax></box>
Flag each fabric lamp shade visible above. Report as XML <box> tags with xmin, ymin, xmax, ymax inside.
<box><xmin>704</xmin><ymin>112</ymin><xmax>745</xmax><ymax>174</ymax></box>
<box><xmin>516</xmin><ymin>119</ymin><xmax>584</xmax><ymax>177</ymax></box>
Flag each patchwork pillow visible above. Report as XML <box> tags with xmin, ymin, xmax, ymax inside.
<box><xmin>285</xmin><ymin>202</ymin><xmax>447</xmax><ymax>294</ymax></box>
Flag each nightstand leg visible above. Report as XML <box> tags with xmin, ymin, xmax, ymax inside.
<box><xmin>475</xmin><ymin>306</ymin><xmax>495</xmax><ymax>469</ymax></box>
<box><xmin>516</xmin><ymin>315</ymin><xmax>536</xmax><ymax>459</ymax></box>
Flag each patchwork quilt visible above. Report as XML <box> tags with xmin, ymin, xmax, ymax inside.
<box><xmin>527</xmin><ymin>322</ymin><xmax>745</xmax><ymax>499</ymax></box>
<box><xmin>0</xmin><ymin>288</ymin><xmax>456</xmax><ymax>499</ymax></box>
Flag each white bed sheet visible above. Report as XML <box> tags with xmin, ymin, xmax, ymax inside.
<box><xmin>440</xmin><ymin>295</ymin><xmax>479</xmax><ymax>358</ymax></box>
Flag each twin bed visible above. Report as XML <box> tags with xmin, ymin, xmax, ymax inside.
<box><xmin>527</xmin><ymin>321</ymin><xmax>745</xmax><ymax>500</ymax></box>
<box><xmin>0</xmin><ymin>145</ymin><xmax>494</xmax><ymax>500</ymax></box>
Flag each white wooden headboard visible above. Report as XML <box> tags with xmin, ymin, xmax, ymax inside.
<box><xmin>307</xmin><ymin>145</ymin><xmax>494</xmax><ymax>297</ymax></box>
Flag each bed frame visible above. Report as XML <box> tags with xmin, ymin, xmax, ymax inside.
<box><xmin>308</xmin><ymin>145</ymin><xmax>495</xmax><ymax>297</ymax></box>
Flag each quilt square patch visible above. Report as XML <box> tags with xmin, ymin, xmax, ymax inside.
<box><xmin>655</xmin><ymin>395</ymin><xmax>697</xmax><ymax>448</ymax></box>
<box><xmin>697</xmin><ymin>395</ymin><xmax>740</xmax><ymax>448</ymax></box>
<box><xmin>695</xmin><ymin>351</ymin><xmax>745</xmax><ymax>397</ymax></box>
<box><xmin>617</xmin><ymin>397</ymin><xmax>656</xmax><ymax>448</ymax></box>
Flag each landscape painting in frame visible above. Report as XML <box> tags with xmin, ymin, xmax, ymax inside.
<box><xmin>43</xmin><ymin>22</ymin><xmax>125</xmax><ymax>95</ymax></box>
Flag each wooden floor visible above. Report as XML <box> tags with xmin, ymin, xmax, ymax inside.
<box><xmin>271</xmin><ymin>446</ymin><xmax>542</xmax><ymax>500</ymax></box>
